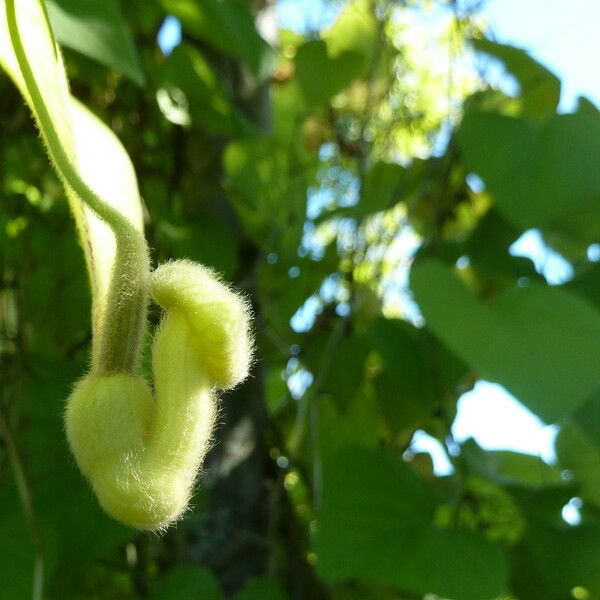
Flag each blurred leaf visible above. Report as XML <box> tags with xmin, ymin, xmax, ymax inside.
<box><xmin>265</xmin><ymin>367</ymin><xmax>288</xmax><ymax>415</ymax></box>
<box><xmin>459</xmin><ymin>111</ymin><xmax>600</xmax><ymax>245</ymax></box>
<box><xmin>223</xmin><ymin>136</ymin><xmax>311</xmax><ymax>249</ymax></box>
<box><xmin>568</xmin><ymin>389</ymin><xmax>600</xmax><ymax>447</ymax></box>
<box><xmin>159</xmin><ymin>44</ymin><xmax>244</xmax><ymax>135</ymax></box>
<box><xmin>319</xmin><ymin>334</ymin><xmax>369</xmax><ymax>406</ymax></box>
<box><xmin>319</xmin><ymin>396</ymin><xmax>380</xmax><ymax>456</ymax></box>
<box><xmin>316</xmin><ymin>445</ymin><xmax>508</xmax><ymax>600</ymax></box>
<box><xmin>330</xmin><ymin>583</ymin><xmax>399</xmax><ymax>600</ymax></box>
<box><xmin>0</xmin><ymin>506</ymin><xmax>39</xmax><ymax>600</ymax></box>
<box><xmin>325</xmin><ymin>0</ymin><xmax>377</xmax><ymax>77</ymax></box>
<box><xmin>315</xmin><ymin>446</ymin><xmax>437</xmax><ymax>580</ymax></box>
<box><xmin>157</xmin><ymin>213</ymin><xmax>237</xmax><ymax>278</ymax></box>
<box><xmin>473</xmin><ymin>38</ymin><xmax>560</xmax><ymax>118</ymax></box>
<box><xmin>272</xmin><ymin>79</ymin><xmax>307</xmax><ymax>144</ymax></box>
<box><xmin>257</xmin><ymin>246</ymin><xmax>339</xmax><ymax>337</ymax></box>
<box><xmin>461</xmin><ymin>439</ymin><xmax>562</xmax><ymax>488</ymax></box>
<box><xmin>568</xmin><ymin>262</ymin><xmax>600</xmax><ymax>309</ymax></box>
<box><xmin>160</xmin><ymin>0</ymin><xmax>270</xmax><ymax>76</ymax></box>
<box><xmin>295</xmin><ymin>40</ymin><xmax>364</xmax><ymax>106</ymax></box>
<box><xmin>370</xmin><ymin>319</ymin><xmax>465</xmax><ymax>432</ymax></box>
<box><xmin>46</xmin><ymin>0</ymin><xmax>144</xmax><ymax>85</ymax></box>
<box><xmin>411</xmin><ymin>258</ymin><xmax>600</xmax><ymax>422</ymax></box>
<box><xmin>409</xmin><ymin>527</ymin><xmax>509</xmax><ymax>600</ymax></box>
<box><xmin>556</xmin><ymin>402</ymin><xmax>600</xmax><ymax>507</ymax></box>
<box><xmin>463</xmin><ymin>208</ymin><xmax>543</xmax><ymax>292</ymax></box>
<box><xmin>294</xmin><ymin>0</ymin><xmax>377</xmax><ymax>107</ymax></box>
<box><xmin>370</xmin><ymin>318</ymin><xmax>441</xmax><ymax>432</ymax></box>
<box><xmin>234</xmin><ymin>577</ymin><xmax>286</xmax><ymax>600</ymax></box>
<box><xmin>149</xmin><ymin>566</ymin><xmax>223</xmax><ymax>600</ymax></box>
<box><xmin>510</xmin><ymin>522</ymin><xmax>600</xmax><ymax>600</ymax></box>
<box><xmin>510</xmin><ymin>483</ymin><xmax>600</xmax><ymax>599</ymax></box>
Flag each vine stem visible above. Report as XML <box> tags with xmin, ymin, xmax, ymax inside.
<box><xmin>0</xmin><ymin>410</ymin><xmax>44</xmax><ymax>600</ymax></box>
<box><xmin>5</xmin><ymin>0</ymin><xmax>149</xmax><ymax>373</ymax></box>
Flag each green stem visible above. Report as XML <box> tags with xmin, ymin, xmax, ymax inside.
<box><xmin>5</xmin><ymin>0</ymin><xmax>149</xmax><ymax>373</ymax></box>
<box><xmin>0</xmin><ymin>410</ymin><xmax>44</xmax><ymax>600</ymax></box>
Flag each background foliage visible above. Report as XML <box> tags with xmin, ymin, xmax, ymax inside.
<box><xmin>1</xmin><ymin>0</ymin><xmax>599</xmax><ymax>599</ymax></box>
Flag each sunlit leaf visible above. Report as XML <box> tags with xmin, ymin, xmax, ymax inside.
<box><xmin>411</xmin><ymin>258</ymin><xmax>600</xmax><ymax>422</ymax></box>
<box><xmin>459</xmin><ymin>111</ymin><xmax>600</xmax><ymax>245</ymax></box>
<box><xmin>473</xmin><ymin>38</ymin><xmax>560</xmax><ymax>118</ymax></box>
<box><xmin>461</xmin><ymin>439</ymin><xmax>562</xmax><ymax>488</ymax></box>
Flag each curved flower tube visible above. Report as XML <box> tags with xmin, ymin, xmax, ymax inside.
<box><xmin>66</xmin><ymin>269</ymin><xmax>253</xmax><ymax>530</ymax></box>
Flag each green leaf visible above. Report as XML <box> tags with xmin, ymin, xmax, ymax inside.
<box><xmin>319</xmin><ymin>334</ymin><xmax>369</xmax><ymax>406</ymax></box>
<box><xmin>473</xmin><ymin>38</ymin><xmax>560</xmax><ymax>118</ymax></box>
<box><xmin>463</xmin><ymin>209</ymin><xmax>543</xmax><ymax>292</ymax></box>
<box><xmin>568</xmin><ymin>389</ymin><xmax>600</xmax><ymax>447</ymax></box>
<box><xmin>319</xmin><ymin>396</ymin><xmax>380</xmax><ymax>456</ymax></box>
<box><xmin>511</xmin><ymin>522</ymin><xmax>600</xmax><ymax>600</ymax></box>
<box><xmin>568</xmin><ymin>262</ymin><xmax>600</xmax><ymax>309</ymax></box>
<box><xmin>458</xmin><ymin>111</ymin><xmax>600</xmax><ymax>244</ymax></box>
<box><xmin>159</xmin><ymin>44</ymin><xmax>244</xmax><ymax>135</ymax></box>
<box><xmin>370</xmin><ymin>318</ymin><xmax>455</xmax><ymax>433</ymax></box>
<box><xmin>315</xmin><ymin>446</ymin><xmax>508</xmax><ymax>600</ymax></box>
<box><xmin>160</xmin><ymin>0</ymin><xmax>270</xmax><ymax>77</ymax></box>
<box><xmin>157</xmin><ymin>212</ymin><xmax>237</xmax><ymax>279</ymax></box>
<box><xmin>411</xmin><ymin>258</ymin><xmax>600</xmax><ymax>422</ymax></box>
<box><xmin>46</xmin><ymin>0</ymin><xmax>144</xmax><ymax>85</ymax></box>
<box><xmin>149</xmin><ymin>566</ymin><xmax>223</xmax><ymax>600</ymax></box>
<box><xmin>461</xmin><ymin>439</ymin><xmax>562</xmax><ymax>488</ymax></box>
<box><xmin>234</xmin><ymin>578</ymin><xmax>286</xmax><ymax>600</ymax></box>
<box><xmin>409</xmin><ymin>527</ymin><xmax>508</xmax><ymax>600</ymax></box>
<box><xmin>556</xmin><ymin>396</ymin><xmax>600</xmax><ymax>507</ymax></box>
<box><xmin>295</xmin><ymin>40</ymin><xmax>364</xmax><ymax>106</ymax></box>
<box><xmin>315</xmin><ymin>446</ymin><xmax>437</xmax><ymax>582</ymax></box>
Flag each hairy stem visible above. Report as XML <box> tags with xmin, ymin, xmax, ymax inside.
<box><xmin>5</xmin><ymin>0</ymin><xmax>149</xmax><ymax>373</ymax></box>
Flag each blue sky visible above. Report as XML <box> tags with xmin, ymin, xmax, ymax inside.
<box><xmin>157</xmin><ymin>2</ymin><xmax>595</xmax><ymax>487</ymax></box>
<box><xmin>485</xmin><ymin>0</ymin><xmax>600</xmax><ymax>111</ymax></box>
